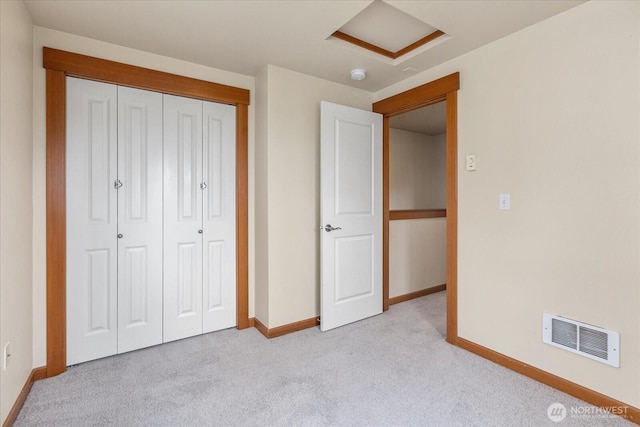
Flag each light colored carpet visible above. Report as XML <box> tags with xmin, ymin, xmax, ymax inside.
<box><xmin>15</xmin><ymin>292</ymin><xmax>634</xmax><ymax>426</ymax></box>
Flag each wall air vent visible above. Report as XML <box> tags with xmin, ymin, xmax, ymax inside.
<box><xmin>542</xmin><ymin>313</ymin><xmax>619</xmax><ymax>368</ymax></box>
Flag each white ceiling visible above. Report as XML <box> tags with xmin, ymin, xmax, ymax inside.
<box><xmin>24</xmin><ymin>0</ymin><xmax>585</xmax><ymax>93</ymax></box>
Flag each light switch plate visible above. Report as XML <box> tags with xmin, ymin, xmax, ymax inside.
<box><xmin>3</xmin><ymin>342</ymin><xmax>9</xmax><ymax>370</ymax></box>
<box><xmin>466</xmin><ymin>154</ymin><xmax>477</xmax><ymax>171</ymax></box>
<box><xmin>499</xmin><ymin>194</ymin><xmax>511</xmax><ymax>210</ymax></box>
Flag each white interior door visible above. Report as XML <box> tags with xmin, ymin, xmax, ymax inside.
<box><xmin>163</xmin><ymin>94</ymin><xmax>204</xmax><ymax>342</ymax></box>
<box><xmin>116</xmin><ymin>86</ymin><xmax>163</xmax><ymax>353</ymax></box>
<box><xmin>202</xmin><ymin>101</ymin><xmax>237</xmax><ymax>332</ymax></box>
<box><xmin>320</xmin><ymin>101</ymin><xmax>383</xmax><ymax>331</ymax></box>
<box><xmin>66</xmin><ymin>77</ymin><xmax>118</xmax><ymax>364</ymax></box>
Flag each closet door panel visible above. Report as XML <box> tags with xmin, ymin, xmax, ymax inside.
<box><xmin>117</xmin><ymin>86</ymin><xmax>164</xmax><ymax>353</ymax></box>
<box><xmin>66</xmin><ymin>77</ymin><xmax>118</xmax><ymax>365</ymax></box>
<box><xmin>163</xmin><ymin>94</ymin><xmax>204</xmax><ymax>342</ymax></box>
<box><xmin>202</xmin><ymin>102</ymin><xmax>237</xmax><ymax>332</ymax></box>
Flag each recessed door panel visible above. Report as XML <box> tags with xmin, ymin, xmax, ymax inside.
<box><xmin>88</xmin><ymin>100</ymin><xmax>112</xmax><ymax>223</ymax></box>
<box><xmin>117</xmin><ymin>86</ymin><xmax>163</xmax><ymax>353</ymax></box>
<box><xmin>86</xmin><ymin>249</ymin><xmax>112</xmax><ymax>333</ymax></box>
<box><xmin>179</xmin><ymin>114</ymin><xmax>198</xmax><ymax>221</ymax></box>
<box><xmin>205</xmin><ymin>241</ymin><xmax>224</xmax><ymax>310</ymax></box>
<box><xmin>121</xmin><ymin>246</ymin><xmax>148</xmax><ymax>326</ymax></box>
<box><xmin>202</xmin><ymin>101</ymin><xmax>236</xmax><ymax>332</ymax></box>
<box><xmin>66</xmin><ymin>77</ymin><xmax>118</xmax><ymax>364</ymax></box>
<box><xmin>123</xmin><ymin>104</ymin><xmax>147</xmax><ymax>222</ymax></box>
<box><xmin>335</xmin><ymin>120</ymin><xmax>374</xmax><ymax>216</ymax></box>
<box><xmin>177</xmin><ymin>242</ymin><xmax>199</xmax><ymax>316</ymax></box>
<box><xmin>334</xmin><ymin>235</ymin><xmax>374</xmax><ymax>303</ymax></box>
<box><xmin>164</xmin><ymin>94</ymin><xmax>204</xmax><ymax>342</ymax></box>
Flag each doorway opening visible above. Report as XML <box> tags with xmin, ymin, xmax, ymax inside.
<box><xmin>387</xmin><ymin>101</ymin><xmax>447</xmax><ymax>316</ymax></box>
<box><xmin>373</xmin><ymin>72</ymin><xmax>459</xmax><ymax>343</ymax></box>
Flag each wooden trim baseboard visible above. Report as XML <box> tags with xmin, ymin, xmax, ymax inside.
<box><xmin>389</xmin><ymin>209</ymin><xmax>446</xmax><ymax>221</ymax></box>
<box><xmin>32</xmin><ymin>366</ymin><xmax>48</xmax><ymax>382</ymax></box>
<box><xmin>456</xmin><ymin>338</ymin><xmax>640</xmax><ymax>424</ymax></box>
<box><xmin>3</xmin><ymin>366</ymin><xmax>47</xmax><ymax>427</ymax></box>
<box><xmin>389</xmin><ymin>284</ymin><xmax>446</xmax><ymax>306</ymax></box>
<box><xmin>253</xmin><ymin>317</ymin><xmax>320</xmax><ymax>339</ymax></box>
<box><xmin>253</xmin><ymin>318</ymin><xmax>269</xmax><ymax>338</ymax></box>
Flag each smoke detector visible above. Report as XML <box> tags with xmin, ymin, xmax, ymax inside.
<box><xmin>350</xmin><ymin>69</ymin><xmax>367</xmax><ymax>81</ymax></box>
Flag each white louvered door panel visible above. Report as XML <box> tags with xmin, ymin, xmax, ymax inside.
<box><xmin>66</xmin><ymin>77</ymin><xmax>118</xmax><ymax>364</ymax></box>
<box><xmin>116</xmin><ymin>86</ymin><xmax>164</xmax><ymax>353</ymax></box>
<box><xmin>202</xmin><ymin>101</ymin><xmax>236</xmax><ymax>332</ymax></box>
<box><xmin>163</xmin><ymin>94</ymin><xmax>204</xmax><ymax>342</ymax></box>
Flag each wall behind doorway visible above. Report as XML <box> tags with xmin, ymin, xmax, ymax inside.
<box><xmin>389</xmin><ymin>128</ymin><xmax>446</xmax><ymax>299</ymax></box>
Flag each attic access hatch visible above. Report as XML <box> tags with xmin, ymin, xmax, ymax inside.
<box><xmin>330</xmin><ymin>0</ymin><xmax>447</xmax><ymax>62</ymax></box>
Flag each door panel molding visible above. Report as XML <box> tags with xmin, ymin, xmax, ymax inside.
<box><xmin>44</xmin><ymin>47</ymin><xmax>250</xmax><ymax>377</ymax></box>
<box><xmin>373</xmin><ymin>72</ymin><xmax>459</xmax><ymax>344</ymax></box>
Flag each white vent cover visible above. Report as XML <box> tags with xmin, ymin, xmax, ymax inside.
<box><xmin>542</xmin><ymin>313</ymin><xmax>619</xmax><ymax>368</ymax></box>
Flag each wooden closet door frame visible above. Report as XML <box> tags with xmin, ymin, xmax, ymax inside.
<box><xmin>373</xmin><ymin>72</ymin><xmax>460</xmax><ymax>344</ymax></box>
<box><xmin>44</xmin><ymin>47</ymin><xmax>251</xmax><ymax>377</ymax></box>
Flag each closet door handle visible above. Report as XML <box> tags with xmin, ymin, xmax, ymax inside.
<box><xmin>117</xmin><ymin>234</ymin><xmax>123</xmax><ymax>239</ymax></box>
<box><xmin>114</xmin><ymin>179</ymin><xmax>123</xmax><ymax>189</ymax></box>
<box><xmin>198</xmin><ymin>229</ymin><xmax>203</xmax><ymax>234</ymax></box>
<box><xmin>200</xmin><ymin>182</ymin><xmax>207</xmax><ymax>190</ymax></box>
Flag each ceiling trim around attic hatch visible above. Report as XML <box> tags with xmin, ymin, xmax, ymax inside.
<box><xmin>331</xmin><ymin>29</ymin><xmax>445</xmax><ymax>60</ymax></box>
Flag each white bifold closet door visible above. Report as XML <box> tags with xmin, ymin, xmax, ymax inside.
<box><xmin>163</xmin><ymin>95</ymin><xmax>236</xmax><ymax>343</ymax></box>
<box><xmin>66</xmin><ymin>78</ymin><xmax>163</xmax><ymax>365</ymax></box>
<box><xmin>116</xmin><ymin>86</ymin><xmax>164</xmax><ymax>353</ymax></box>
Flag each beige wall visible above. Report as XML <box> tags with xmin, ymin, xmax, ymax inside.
<box><xmin>31</xmin><ymin>27</ymin><xmax>256</xmax><ymax>368</ymax></box>
<box><xmin>377</xmin><ymin>0</ymin><xmax>640</xmax><ymax>407</ymax></box>
<box><xmin>254</xmin><ymin>65</ymin><xmax>269</xmax><ymax>324</ymax></box>
<box><xmin>430</xmin><ymin>133</ymin><xmax>446</xmax><ymax>208</ymax></box>
<box><xmin>389</xmin><ymin>128</ymin><xmax>446</xmax><ymax>210</ymax></box>
<box><xmin>389</xmin><ymin>219</ymin><xmax>446</xmax><ymax>298</ymax></box>
<box><xmin>255</xmin><ymin>65</ymin><xmax>372</xmax><ymax>328</ymax></box>
<box><xmin>0</xmin><ymin>0</ymin><xmax>34</xmax><ymax>422</ymax></box>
